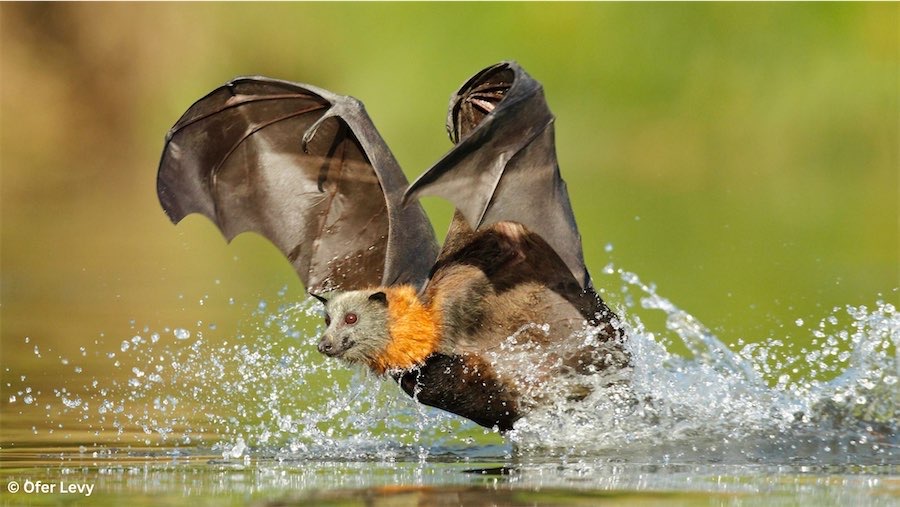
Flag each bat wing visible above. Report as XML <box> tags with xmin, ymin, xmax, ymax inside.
<box><xmin>158</xmin><ymin>77</ymin><xmax>438</xmax><ymax>292</ymax></box>
<box><xmin>404</xmin><ymin>61</ymin><xmax>590</xmax><ymax>289</ymax></box>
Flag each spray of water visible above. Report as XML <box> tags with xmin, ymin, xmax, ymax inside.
<box><xmin>4</xmin><ymin>262</ymin><xmax>897</xmax><ymax>465</ymax></box>
<box><xmin>511</xmin><ymin>267</ymin><xmax>898</xmax><ymax>464</ymax></box>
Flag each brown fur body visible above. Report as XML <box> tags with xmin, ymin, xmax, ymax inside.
<box><xmin>318</xmin><ymin>215</ymin><xmax>628</xmax><ymax>432</ymax></box>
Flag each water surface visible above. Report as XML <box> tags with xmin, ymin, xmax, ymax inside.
<box><xmin>2</xmin><ymin>267</ymin><xmax>897</xmax><ymax>505</ymax></box>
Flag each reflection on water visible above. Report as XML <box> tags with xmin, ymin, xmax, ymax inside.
<box><xmin>1</xmin><ymin>262</ymin><xmax>897</xmax><ymax>503</ymax></box>
<box><xmin>1</xmin><ymin>451</ymin><xmax>897</xmax><ymax>506</ymax></box>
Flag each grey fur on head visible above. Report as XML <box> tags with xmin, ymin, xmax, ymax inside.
<box><xmin>316</xmin><ymin>289</ymin><xmax>392</xmax><ymax>364</ymax></box>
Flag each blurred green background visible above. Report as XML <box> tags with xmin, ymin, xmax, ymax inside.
<box><xmin>1</xmin><ymin>3</ymin><xmax>897</xmax><ymax>401</ymax></box>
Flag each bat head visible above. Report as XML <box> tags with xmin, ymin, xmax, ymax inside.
<box><xmin>314</xmin><ymin>289</ymin><xmax>391</xmax><ymax>366</ymax></box>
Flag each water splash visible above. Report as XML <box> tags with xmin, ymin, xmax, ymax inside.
<box><xmin>3</xmin><ymin>292</ymin><xmax>491</xmax><ymax>460</ymax></box>
<box><xmin>509</xmin><ymin>267</ymin><xmax>898</xmax><ymax>464</ymax></box>
<box><xmin>3</xmin><ymin>265</ymin><xmax>897</xmax><ymax>465</ymax></box>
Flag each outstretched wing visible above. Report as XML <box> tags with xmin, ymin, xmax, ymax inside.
<box><xmin>404</xmin><ymin>61</ymin><xmax>590</xmax><ymax>289</ymax></box>
<box><xmin>402</xmin><ymin>64</ymin><xmax>626</xmax><ymax>431</ymax></box>
<box><xmin>158</xmin><ymin>77</ymin><xmax>438</xmax><ymax>292</ymax></box>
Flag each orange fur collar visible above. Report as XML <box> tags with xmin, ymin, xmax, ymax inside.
<box><xmin>368</xmin><ymin>285</ymin><xmax>441</xmax><ymax>374</ymax></box>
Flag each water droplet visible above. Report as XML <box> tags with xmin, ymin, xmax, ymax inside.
<box><xmin>174</xmin><ymin>328</ymin><xmax>191</xmax><ymax>340</ymax></box>
<box><xmin>62</xmin><ymin>397</ymin><xmax>82</xmax><ymax>409</ymax></box>
<box><xmin>227</xmin><ymin>438</ymin><xmax>246</xmax><ymax>459</ymax></box>
<box><xmin>795</xmin><ymin>318</ymin><xmax>804</xmax><ymax>327</ymax></box>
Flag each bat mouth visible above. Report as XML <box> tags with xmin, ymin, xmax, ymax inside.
<box><xmin>317</xmin><ymin>335</ymin><xmax>356</xmax><ymax>358</ymax></box>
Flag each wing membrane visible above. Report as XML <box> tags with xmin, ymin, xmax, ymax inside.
<box><xmin>158</xmin><ymin>77</ymin><xmax>437</xmax><ymax>292</ymax></box>
<box><xmin>405</xmin><ymin>62</ymin><xmax>590</xmax><ymax>289</ymax></box>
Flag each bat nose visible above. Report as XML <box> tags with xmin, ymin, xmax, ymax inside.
<box><xmin>318</xmin><ymin>337</ymin><xmax>336</xmax><ymax>356</ymax></box>
<box><xmin>317</xmin><ymin>335</ymin><xmax>355</xmax><ymax>357</ymax></box>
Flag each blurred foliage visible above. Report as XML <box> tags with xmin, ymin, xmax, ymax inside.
<box><xmin>1</xmin><ymin>3</ymin><xmax>896</xmax><ymax>387</ymax></box>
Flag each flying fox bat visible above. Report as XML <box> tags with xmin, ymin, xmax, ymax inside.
<box><xmin>157</xmin><ymin>62</ymin><xmax>628</xmax><ymax>432</ymax></box>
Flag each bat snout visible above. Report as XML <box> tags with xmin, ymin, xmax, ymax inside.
<box><xmin>317</xmin><ymin>334</ymin><xmax>355</xmax><ymax>358</ymax></box>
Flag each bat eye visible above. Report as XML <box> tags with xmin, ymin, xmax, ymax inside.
<box><xmin>324</xmin><ymin>314</ymin><xmax>331</xmax><ymax>326</ymax></box>
<box><xmin>344</xmin><ymin>313</ymin><xmax>358</xmax><ymax>325</ymax></box>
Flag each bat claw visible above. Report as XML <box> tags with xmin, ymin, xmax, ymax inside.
<box><xmin>301</xmin><ymin>113</ymin><xmax>328</xmax><ymax>154</ymax></box>
<box><xmin>302</xmin><ymin>96</ymin><xmax>366</xmax><ymax>154</ymax></box>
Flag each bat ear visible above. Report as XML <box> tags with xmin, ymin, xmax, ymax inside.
<box><xmin>368</xmin><ymin>291</ymin><xmax>388</xmax><ymax>306</ymax></box>
<box><xmin>309</xmin><ymin>289</ymin><xmax>333</xmax><ymax>305</ymax></box>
